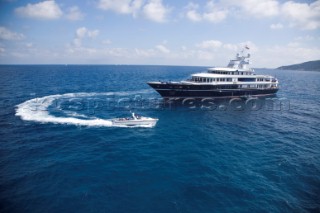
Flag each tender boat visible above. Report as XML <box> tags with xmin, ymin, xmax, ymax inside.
<box><xmin>111</xmin><ymin>113</ymin><xmax>158</xmax><ymax>127</ymax></box>
<box><xmin>148</xmin><ymin>47</ymin><xmax>279</xmax><ymax>98</ymax></box>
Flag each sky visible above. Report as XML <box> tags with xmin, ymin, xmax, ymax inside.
<box><xmin>0</xmin><ymin>0</ymin><xmax>319</xmax><ymax>67</ymax></box>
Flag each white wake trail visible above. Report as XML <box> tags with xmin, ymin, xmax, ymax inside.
<box><xmin>15</xmin><ymin>91</ymin><xmax>154</xmax><ymax>128</ymax></box>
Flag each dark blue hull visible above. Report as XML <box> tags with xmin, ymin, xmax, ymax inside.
<box><xmin>148</xmin><ymin>82</ymin><xmax>279</xmax><ymax>98</ymax></box>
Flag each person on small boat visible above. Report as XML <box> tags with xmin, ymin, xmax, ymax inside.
<box><xmin>132</xmin><ymin>112</ymin><xmax>137</xmax><ymax>120</ymax></box>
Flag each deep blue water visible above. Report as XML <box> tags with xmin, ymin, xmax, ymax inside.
<box><xmin>0</xmin><ymin>65</ymin><xmax>319</xmax><ymax>213</ymax></box>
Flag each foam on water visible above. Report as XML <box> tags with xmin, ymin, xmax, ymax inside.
<box><xmin>15</xmin><ymin>90</ymin><xmax>155</xmax><ymax>128</ymax></box>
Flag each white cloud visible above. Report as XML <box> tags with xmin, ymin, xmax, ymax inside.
<box><xmin>156</xmin><ymin>44</ymin><xmax>170</xmax><ymax>53</ymax></box>
<box><xmin>193</xmin><ymin>40</ymin><xmax>260</xmax><ymax>64</ymax></box>
<box><xmin>135</xmin><ymin>48</ymin><xmax>156</xmax><ymax>57</ymax></box>
<box><xmin>294</xmin><ymin>35</ymin><xmax>319</xmax><ymax>41</ymax></box>
<box><xmin>228</xmin><ymin>0</ymin><xmax>279</xmax><ymax>17</ymax></box>
<box><xmin>75</xmin><ymin>27</ymin><xmax>99</xmax><ymax>39</ymax></box>
<box><xmin>72</xmin><ymin>27</ymin><xmax>100</xmax><ymax>47</ymax></box>
<box><xmin>143</xmin><ymin>0</ymin><xmax>170</xmax><ymax>23</ymax></box>
<box><xmin>181</xmin><ymin>46</ymin><xmax>187</xmax><ymax>51</ymax></box>
<box><xmin>270</xmin><ymin>23</ymin><xmax>283</xmax><ymax>30</ymax></box>
<box><xmin>15</xmin><ymin>0</ymin><xmax>63</xmax><ymax>20</ymax></box>
<box><xmin>186</xmin><ymin>10</ymin><xmax>202</xmax><ymax>22</ymax></box>
<box><xmin>184</xmin><ymin>0</ymin><xmax>320</xmax><ymax>30</ymax></box>
<box><xmin>196</xmin><ymin>40</ymin><xmax>222</xmax><ymax>49</ymax></box>
<box><xmin>287</xmin><ymin>42</ymin><xmax>300</xmax><ymax>48</ymax></box>
<box><xmin>87</xmin><ymin>30</ymin><xmax>99</xmax><ymax>38</ymax></box>
<box><xmin>185</xmin><ymin>1</ymin><xmax>227</xmax><ymax>23</ymax></box>
<box><xmin>223</xmin><ymin>43</ymin><xmax>238</xmax><ymax>51</ymax></box>
<box><xmin>26</xmin><ymin>43</ymin><xmax>33</xmax><ymax>48</ymax></box>
<box><xmin>197</xmin><ymin>50</ymin><xmax>215</xmax><ymax>60</ymax></box>
<box><xmin>281</xmin><ymin>0</ymin><xmax>320</xmax><ymax>30</ymax></box>
<box><xmin>0</xmin><ymin>27</ymin><xmax>25</xmax><ymax>40</ymax></box>
<box><xmin>102</xmin><ymin>39</ymin><xmax>112</xmax><ymax>45</ymax></box>
<box><xmin>97</xmin><ymin>0</ymin><xmax>170</xmax><ymax>22</ymax></box>
<box><xmin>260</xmin><ymin>44</ymin><xmax>320</xmax><ymax>67</ymax></box>
<box><xmin>97</xmin><ymin>0</ymin><xmax>143</xmax><ymax>17</ymax></box>
<box><xmin>185</xmin><ymin>2</ymin><xmax>202</xmax><ymax>22</ymax></box>
<box><xmin>76</xmin><ymin>27</ymin><xmax>87</xmax><ymax>38</ymax></box>
<box><xmin>66</xmin><ymin>6</ymin><xmax>84</xmax><ymax>21</ymax></box>
<box><xmin>185</xmin><ymin>0</ymin><xmax>277</xmax><ymax>23</ymax></box>
<box><xmin>4</xmin><ymin>35</ymin><xmax>319</xmax><ymax>67</ymax></box>
<box><xmin>203</xmin><ymin>1</ymin><xmax>228</xmax><ymax>23</ymax></box>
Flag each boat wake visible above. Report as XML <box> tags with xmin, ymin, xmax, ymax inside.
<box><xmin>15</xmin><ymin>90</ymin><xmax>156</xmax><ymax>128</ymax></box>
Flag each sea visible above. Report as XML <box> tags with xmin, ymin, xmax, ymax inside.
<box><xmin>0</xmin><ymin>65</ymin><xmax>319</xmax><ymax>213</ymax></box>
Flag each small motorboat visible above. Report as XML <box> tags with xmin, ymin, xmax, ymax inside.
<box><xmin>111</xmin><ymin>112</ymin><xmax>158</xmax><ymax>127</ymax></box>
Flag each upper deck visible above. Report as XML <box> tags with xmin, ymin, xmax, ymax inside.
<box><xmin>207</xmin><ymin>50</ymin><xmax>253</xmax><ymax>74</ymax></box>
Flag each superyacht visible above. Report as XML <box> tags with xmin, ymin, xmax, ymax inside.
<box><xmin>147</xmin><ymin>48</ymin><xmax>279</xmax><ymax>98</ymax></box>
